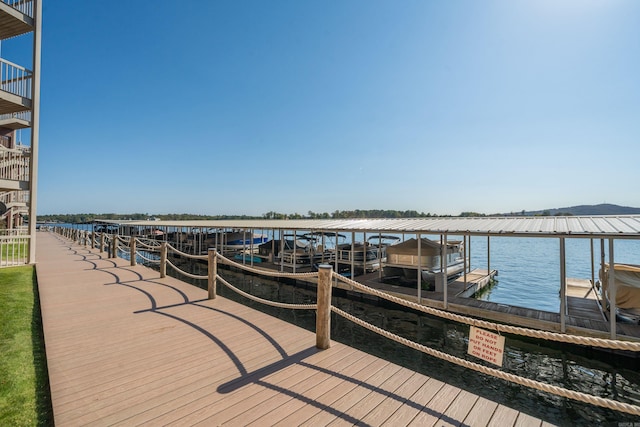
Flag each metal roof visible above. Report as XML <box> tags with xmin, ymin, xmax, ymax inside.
<box><xmin>95</xmin><ymin>215</ymin><xmax>640</xmax><ymax>239</ymax></box>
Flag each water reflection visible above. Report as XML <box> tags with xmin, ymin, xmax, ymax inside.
<box><xmin>167</xmin><ymin>258</ymin><xmax>640</xmax><ymax>426</ymax></box>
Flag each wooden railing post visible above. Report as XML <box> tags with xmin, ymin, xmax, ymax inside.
<box><xmin>160</xmin><ymin>243</ymin><xmax>167</xmax><ymax>278</ymax></box>
<box><xmin>100</xmin><ymin>233</ymin><xmax>105</xmax><ymax>253</ymax></box>
<box><xmin>111</xmin><ymin>235</ymin><xmax>117</xmax><ymax>259</ymax></box>
<box><xmin>130</xmin><ymin>238</ymin><xmax>137</xmax><ymax>266</ymax></box>
<box><xmin>316</xmin><ymin>264</ymin><xmax>333</xmax><ymax>349</ymax></box>
<box><xmin>208</xmin><ymin>248</ymin><xmax>217</xmax><ymax>299</ymax></box>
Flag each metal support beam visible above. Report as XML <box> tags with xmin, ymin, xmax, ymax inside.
<box><xmin>27</xmin><ymin>0</ymin><xmax>41</xmax><ymax>264</ymax></box>
<box><xmin>559</xmin><ymin>238</ymin><xmax>566</xmax><ymax>333</ymax></box>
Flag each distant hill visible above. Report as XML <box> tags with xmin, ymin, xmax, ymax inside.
<box><xmin>522</xmin><ymin>204</ymin><xmax>640</xmax><ymax>216</ymax></box>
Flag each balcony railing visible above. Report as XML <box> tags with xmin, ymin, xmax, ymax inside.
<box><xmin>0</xmin><ymin>58</ymin><xmax>32</xmax><ymax>99</ymax></box>
<box><xmin>0</xmin><ymin>147</ymin><xmax>29</xmax><ymax>182</ymax></box>
<box><xmin>1</xmin><ymin>0</ymin><xmax>33</xmax><ymax>18</ymax></box>
<box><xmin>0</xmin><ymin>110</ymin><xmax>31</xmax><ymax>123</ymax></box>
<box><xmin>0</xmin><ymin>189</ymin><xmax>28</xmax><ymax>205</ymax></box>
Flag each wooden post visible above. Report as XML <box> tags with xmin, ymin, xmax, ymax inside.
<box><xmin>208</xmin><ymin>248</ymin><xmax>217</xmax><ymax>299</ymax></box>
<box><xmin>111</xmin><ymin>235</ymin><xmax>117</xmax><ymax>259</ymax></box>
<box><xmin>316</xmin><ymin>264</ymin><xmax>333</xmax><ymax>349</ymax></box>
<box><xmin>100</xmin><ymin>233</ymin><xmax>105</xmax><ymax>253</ymax></box>
<box><xmin>130</xmin><ymin>238</ymin><xmax>137</xmax><ymax>266</ymax></box>
<box><xmin>160</xmin><ymin>243</ymin><xmax>167</xmax><ymax>278</ymax></box>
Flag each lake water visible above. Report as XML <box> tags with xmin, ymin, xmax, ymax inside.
<box><xmin>467</xmin><ymin>236</ymin><xmax>640</xmax><ymax>313</ymax></box>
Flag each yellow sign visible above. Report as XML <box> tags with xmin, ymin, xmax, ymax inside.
<box><xmin>467</xmin><ymin>326</ymin><xmax>505</xmax><ymax>367</ymax></box>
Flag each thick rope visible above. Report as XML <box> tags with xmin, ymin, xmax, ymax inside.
<box><xmin>331</xmin><ymin>306</ymin><xmax>640</xmax><ymax>416</ymax></box>
<box><xmin>217</xmin><ymin>275</ymin><xmax>317</xmax><ymax>310</ymax></box>
<box><xmin>135</xmin><ymin>239</ymin><xmax>161</xmax><ymax>250</ymax></box>
<box><xmin>165</xmin><ymin>259</ymin><xmax>208</xmax><ymax>280</ymax></box>
<box><xmin>335</xmin><ymin>274</ymin><xmax>640</xmax><ymax>351</ymax></box>
<box><xmin>134</xmin><ymin>251</ymin><xmax>160</xmax><ymax>264</ymax></box>
<box><xmin>219</xmin><ymin>253</ymin><xmax>320</xmax><ymax>279</ymax></box>
<box><xmin>165</xmin><ymin>243</ymin><xmax>208</xmax><ymax>260</ymax></box>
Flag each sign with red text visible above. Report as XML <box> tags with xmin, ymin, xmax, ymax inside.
<box><xmin>467</xmin><ymin>326</ymin><xmax>505</xmax><ymax>366</ymax></box>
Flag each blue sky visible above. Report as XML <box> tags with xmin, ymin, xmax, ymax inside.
<box><xmin>5</xmin><ymin>0</ymin><xmax>640</xmax><ymax>216</ymax></box>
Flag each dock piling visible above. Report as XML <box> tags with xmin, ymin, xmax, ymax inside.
<box><xmin>208</xmin><ymin>248</ymin><xmax>217</xmax><ymax>299</ymax></box>
<box><xmin>316</xmin><ymin>264</ymin><xmax>333</xmax><ymax>350</ymax></box>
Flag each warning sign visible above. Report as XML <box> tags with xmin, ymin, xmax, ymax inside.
<box><xmin>467</xmin><ymin>326</ymin><xmax>505</xmax><ymax>367</ymax></box>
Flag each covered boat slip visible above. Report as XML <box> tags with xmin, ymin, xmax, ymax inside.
<box><xmin>95</xmin><ymin>215</ymin><xmax>640</xmax><ymax>341</ymax></box>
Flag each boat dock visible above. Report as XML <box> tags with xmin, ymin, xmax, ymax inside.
<box><xmin>355</xmin><ymin>272</ymin><xmax>640</xmax><ymax>341</ymax></box>
<box><xmin>248</xmin><ymin>262</ymin><xmax>640</xmax><ymax>342</ymax></box>
<box><xmin>35</xmin><ymin>231</ymin><xmax>554</xmax><ymax>426</ymax></box>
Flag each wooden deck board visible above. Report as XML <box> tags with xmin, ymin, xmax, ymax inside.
<box><xmin>354</xmin><ymin>372</ymin><xmax>430</xmax><ymax>425</ymax></box>
<box><xmin>36</xmin><ymin>232</ymin><xmax>554</xmax><ymax>426</ymax></box>
<box><xmin>380</xmin><ymin>377</ymin><xmax>446</xmax><ymax>425</ymax></box>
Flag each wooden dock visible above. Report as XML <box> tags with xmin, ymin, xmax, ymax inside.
<box><xmin>36</xmin><ymin>231</ymin><xmax>554</xmax><ymax>426</ymax></box>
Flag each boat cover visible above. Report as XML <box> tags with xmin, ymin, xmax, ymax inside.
<box><xmin>386</xmin><ymin>238</ymin><xmax>461</xmax><ymax>257</ymax></box>
<box><xmin>601</xmin><ymin>263</ymin><xmax>640</xmax><ymax>310</ymax></box>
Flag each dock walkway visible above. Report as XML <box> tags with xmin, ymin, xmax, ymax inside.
<box><xmin>36</xmin><ymin>231</ymin><xmax>552</xmax><ymax>426</ymax></box>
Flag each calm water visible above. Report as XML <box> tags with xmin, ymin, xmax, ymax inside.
<box><xmin>468</xmin><ymin>236</ymin><xmax>640</xmax><ymax>313</ymax></box>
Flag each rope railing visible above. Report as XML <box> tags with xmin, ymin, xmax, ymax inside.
<box><xmin>334</xmin><ymin>272</ymin><xmax>640</xmax><ymax>352</ymax></box>
<box><xmin>165</xmin><ymin>243</ymin><xmax>208</xmax><ymax>260</ymax></box>
<box><xmin>331</xmin><ymin>306</ymin><xmax>640</xmax><ymax>417</ymax></box>
<box><xmin>165</xmin><ymin>258</ymin><xmax>208</xmax><ymax>280</ymax></box>
<box><xmin>218</xmin><ymin>253</ymin><xmax>320</xmax><ymax>279</ymax></box>
<box><xmin>135</xmin><ymin>251</ymin><xmax>160</xmax><ymax>264</ymax></box>
<box><xmin>136</xmin><ymin>239</ymin><xmax>162</xmax><ymax>250</ymax></box>
<box><xmin>216</xmin><ymin>274</ymin><xmax>317</xmax><ymax>310</ymax></box>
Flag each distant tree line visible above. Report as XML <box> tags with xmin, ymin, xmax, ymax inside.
<box><xmin>262</xmin><ymin>210</ymin><xmax>443</xmax><ymax>219</ymax></box>
<box><xmin>37</xmin><ymin>212</ymin><xmax>262</xmax><ymax>223</ymax></box>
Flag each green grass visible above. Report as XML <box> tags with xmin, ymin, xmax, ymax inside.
<box><xmin>0</xmin><ymin>266</ymin><xmax>53</xmax><ymax>426</ymax></box>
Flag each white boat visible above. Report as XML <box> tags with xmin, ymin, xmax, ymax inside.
<box><xmin>383</xmin><ymin>237</ymin><xmax>466</xmax><ymax>284</ymax></box>
<box><xmin>222</xmin><ymin>231</ymin><xmax>270</xmax><ymax>250</ymax></box>
<box><xmin>334</xmin><ymin>235</ymin><xmax>401</xmax><ymax>275</ymax></box>
<box><xmin>204</xmin><ymin>230</ymin><xmax>269</xmax><ymax>251</ymax></box>
<box><xmin>260</xmin><ymin>233</ymin><xmax>336</xmax><ymax>267</ymax></box>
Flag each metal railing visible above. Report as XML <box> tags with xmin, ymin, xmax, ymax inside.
<box><xmin>0</xmin><ymin>110</ymin><xmax>32</xmax><ymax>125</ymax></box>
<box><xmin>0</xmin><ymin>234</ymin><xmax>28</xmax><ymax>267</ymax></box>
<box><xmin>0</xmin><ymin>58</ymin><xmax>32</xmax><ymax>100</ymax></box>
<box><xmin>1</xmin><ymin>0</ymin><xmax>33</xmax><ymax>18</ymax></box>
